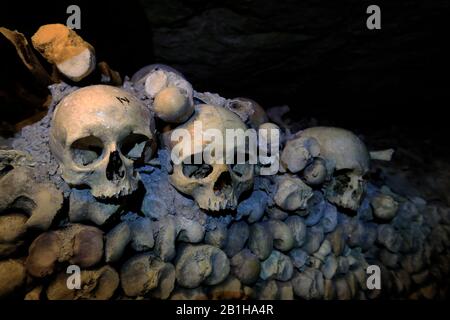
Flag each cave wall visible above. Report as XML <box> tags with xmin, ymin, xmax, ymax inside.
<box><xmin>1</xmin><ymin>0</ymin><xmax>449</xmax><ymax>133</ymax></box>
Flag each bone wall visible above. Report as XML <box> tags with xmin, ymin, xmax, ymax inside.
<box><xmin>1</xmin><ymin>86</ymin><xmax>449</xmax><ymax>300</ymax></box>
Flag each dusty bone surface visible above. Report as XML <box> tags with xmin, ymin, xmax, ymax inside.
<box><xmin>0</xmin><ymin>66</ymin><xmax>449</xmax><ymax>301</ymax></box>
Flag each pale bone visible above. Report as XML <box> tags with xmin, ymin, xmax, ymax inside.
<box><xmin>321</xmin><ymin>202</ymin><xmax>338</xmax><ymax>233</ymax></box>
<box><xmin>0</xmin><ymin>213</ymin><xmax>27</xmax><ymax>257</ymax></box>
<box><xmin>120</xmin><ymin>253</ymin><xmax>175</xmax><ymax>298</ymax></box>
<box><xmin>227</xmin><ymin>97</ymin><xmax>268</xmax><ymax>128</ymax></box>
<box><xmin>26</xmin><ymin>224</ymin><xmax>103</xmax><ymax>278</ymax></box>
<box><xmin>0</xmin><ymin>259</ymin><xmax>26</xmax><ymax>298</ymax></box>
<box><xmin>299</xmin><ymin>127</ymin><xmax>370</xmax><ymax>174</ymax></box>
<box><xmin>256</xmin><ymin>280</ymin><xmax>278</xmax><ymax>300</ymax></box>
<box><xmin>236</xmin><ymin>190</ymin><xmax>268</xmax><ymax>223</ymax></box>
<box><xmin>167</xmin><ymin>104</ymin><xmax>254</xmax><ymax>211</ymax></box>
<box><xmin>284</xmin><ymin>127</ymin><xmax>370</xmax><ymax>211</ymax></box>
<box><xmin>345</xmin><ymin>219</ymin><xmax>365</xmax><ymax>248</ymax></box>
<box><xmin>280</xmin><ymin>137</ymin><xmax>320</xmax><ymax>173</ymax></box>
<box><xmin>69</xmin><ymin>189</ymin><xmax>119</xmax><ymax>225</ymax></box>
<box><xmin>248</xmin><ymin>222</ymin><xmax>274</xmax><ymax>260</ymax></box>
<box><xmin>142</xmin><ymin>195</ymin><xmax>169</xmax><ymax>219</ymax></box>
<box><xmin>175</xmin><ymin>216</ymin><xmax>205</xmax><ymax>243</ymax></box>
<box><xmin>153</xmin><ymin>86</ymin><xmax>194</xmax><ymax>123</ymax></box>
<box><xmin>132</xmin><ymin>64</ymin><xmax>194</xmax><ymax>123</ymax></box>
<box><xmin>336</xmin><ymin>256</ymin><xmax>350</xmax><ymax>275</ymax></box>
<box><xmin>334</xmin><ymin>277</ymin><xmax>352</xmax><ymax>300</ymax></box>
<box><xmin>324</xmin><ymin>279</ymin><xmax>335</xmax><ymax>300</ymax></box>
<box><xmin>266</xmin><ymin>206</ymin><xmax>289</xmax><ymax>220</ymax></box>
<box><xmin>370</xmin><ymin>148</ymin><xmax>395</xmax><ymax>161</ymax></box>
<box><xmin>0</xmin><ymin>149</ymin><xmax>35</xmax><ymax>169</ymax></box>
<box><xmin>49</xmin><ymin>85</ymin><xmax>155</xmax><ymax>199</ymax></box>
<box><xmin>276</xmin><ymin>281</ymin><xmax>294</xmax><ymax>300</ymax></box>
<box><xmin>24</xmin><ymin>285</ymin><xmax>43</xmax><ymax>300</ymax></box>
<box><xmin>0</xmin><ymin>166</ymin><xmax>63</xmax><ymax>230</ymax></box>
<box><xmin>170</xmin><ymin>288</ymin><xmax>208</xmax><ymax>300</ymax></box>
<box><xmin>230</xmin><ymin>249</ymin><xmax>261</xmax><ymax>285</ymax></box>
<box><xmin>129</xmin><ymin>217</ymin><xmax>154</xmax><ymax>251</ymax></box>
<box><xmin>352</xmin><ymin>266</ymin><xmax>369</xmax><ymax>291</ymax></box>
<box><xmin>224</xmin><ymin>221</ymin><xmax>249</xmax><ymax>257</ymax></box>
<box><xmin>303</xmin><ymin>158</ymin><xmax>327</xmax><ymax>185</ymax></box>
<box><xmin>289</xmin><ymin>248</ymin><xmax>309</xmax><ymax>270</ymax></box>
<box><xmin>209</xmin><ymin>276</ymin><xmax>243</xmax><ymax>300</ymax></box>
<box><xmin>258</xmin><ymin>122</ymin><xmax>280</xmax><ymax>149</ymax></box>
<box><xmin>313</xmin><ymin>239</ymin><xmax>332</xmax><ymax>261</ymax></box>
<box><xmin>175</xmin><ymin>244</ymin><xmax>230</xmax><ymax>288</ymax></box>
<box><xmin>154</xmin><ymin>215</ymin><xmax>177</xmax><ymax>262</ymax></box>
<box><xmin>285</xmin><ymin>215</ymin><xmax>307</xmax><ymax>247</ymax></box>
<box><xmin>145</xmin><ymin>70</ymin><xmax>168</xmax><ymax>97</ymax></box>
<box><xmin>274</xmin><ymin>175</ymin><xmax>313</xmax><ymax>211</ymax></box>
<box><xmin>371</xmin><ymin>194</ymin><xmax>399</xmax><ymax>221</ymax></box>
<box><xmin>327</xmin><ymin>225</ymin><xmax>346</xmax><ymax>256</ymax></box>
<box><xmin>325</xmin><ymin>172</ymin><xmax>367</xmax><ymax>211</ymax></box>
<box><xmin>302</xmin><ymin>226</ymin><xmax>325</xmax><ymax>254</ymax></box>
<box><xmin>291</xmin><ymin>268</ymin><xmax>324</xmax><ymax>299</ymax></box>
<box><xmin>260</xmin><ymin>250</ymin><xmax>294</xmax><ymax>281</ymax></box>
<box><xmin>193</xmin><ymin>91</ymin><xmax>227</xmax><ymax>108</ymax></box>
<box><xmin>243</xmin><ymin>285</ymin><xmax>255</xmax><ymax>299</ymax></box>
<box><xmin>105</xmin><ymin>222</ymin><xmax>131</xmax><ymax>263</ymax></box>
<box><xmin>176</xmin><ymin>216</ymin><xmax>205</xmax><ymax>243</ymax></box>
<box><xmin>205</xmin><ymin>224</ymin><xmax>228</xmax><ymax>248</ymax></box>
<box><xmin>321</xmin><ymin>255</ymin><xmax>338</xmax><ymax>280</ymax></box>
<box><xmin>153</xmin><ymin>215</ymin><xmax>205</xmax><ymax>262</ymax></box>
<box><xmin>267</xmin><ymin>220</ymin><xmax>295</xmax><ymax>252</ymax></box>
<box><xmin>46</xmin><ymin>266</ymin><xmax>119</xmax><ymax>300</ymax></box>
<box><xmin>131</xmin><ymin>64</ymin><xmax>183</xmax><ymax>84</ymax></box>
<box><xmin>32</xmin><ymin>24</ymin><xmax>96</xmax><ymax>81</ymax></box>
<box><xmin>304</xmin><ymin>191</ymin><xmax>325</xmax><ymax>226</ymax></box>
<box><xmin>346</xmin><ymin>272</ymin><xmax>359</xmax><ymax>298</ymax></box>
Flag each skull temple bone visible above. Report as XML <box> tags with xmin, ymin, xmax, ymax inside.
<box><xmin>167</xmin><ymin>104</ymin><xmax>255</xmax><ymax>211</ymax></box>
<box><xmin>50</xmin><ymin>85</ymin><xmax>155</xmax><ymax>198</ymax></box>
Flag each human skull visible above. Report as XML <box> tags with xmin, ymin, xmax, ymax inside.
<box><xmin>281</xmin><ymin>127</ymin><xmax>370</xmax><ymax>211</ymax></box>
<box><xmin>167</xmin><ymin>104</ymin><xmax>254</xmax><ymax>211</ymax></box>
<box><xmin>49</xmin><ymin>85</ymin><xmax>155</xmax><ymax>199</ymax></box>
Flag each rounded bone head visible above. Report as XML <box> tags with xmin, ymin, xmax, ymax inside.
<box><xmin>132</xmin><ymin>64</ymin><xmax>194</xmax><ymax>124</ymax></box>
<box><xmin>168</xmin><ymin>104</ymin><xmax>254</xmax><ymax>211</ymax></box>
<box><xmin>50</xmin><ymin>85</ymin><xmax>155</xmax><ymax>199</ymax></box>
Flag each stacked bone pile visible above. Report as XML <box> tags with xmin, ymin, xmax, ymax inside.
<box><xmin>1</xmin><ymin>60</ymin><xmax>450</xmax><ymax>299</ymax></box>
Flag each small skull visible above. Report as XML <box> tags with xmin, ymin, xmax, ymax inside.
<box><xmin>281</xmin><ymin>127</ymin><xmax>370</xmax><ymax>211</ymax></box>
<box><xmin>167</xmin><ymin>104</ymin><xmax>254</xmax><ymax>211</ymax></box>
<box><xmin>50</xmin><ymin>85</ymin><xmax>155</xmax><ymax>198</ymax></box>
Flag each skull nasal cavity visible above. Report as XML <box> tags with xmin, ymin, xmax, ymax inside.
<box><xmin>213</xmin><ymin>171</ymin><xmax>232</xmax><ymax>192</ymax></box>
<box><xmin>106</xmin><ymin>151</ymin><xmax>124</xmax><ymax>181</ymax></box>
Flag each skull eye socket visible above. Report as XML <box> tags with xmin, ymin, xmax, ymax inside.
<box><xmin>230</xmin><ymin>152</ymin><xmax>252</xmax><ymax>177</ymax></box>
<box><xmin>70</xmin><ymin>136</ymin><xmax>104</xmax><ymax>166</ymax></box>
<box><xmin>120</xmin><ymin>133</ymin><xmax>153</xmax><ymax>162</ymax></box>
<box><xmin>182</xmin><ymin>153</ymin><xmax>213</xmax><ymax>179</ymax></box>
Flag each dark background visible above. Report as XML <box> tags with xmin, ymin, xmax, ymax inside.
<box><xmin>1</xmin><ymin>0</ymin><xmax>449</xmax><ymax>154</ymax></box>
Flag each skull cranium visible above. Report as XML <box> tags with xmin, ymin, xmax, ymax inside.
<box><xmin>167</xmin><ymin>104</ymin><xmax>254</xmax><ymax>211</ymax></box>
<box><xmin>49</xmin><ymin>85</ymin><xmax>155</xmax><ymax>198</ymax></box>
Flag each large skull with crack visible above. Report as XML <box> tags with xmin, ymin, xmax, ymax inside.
<box><xmin>49</xmin><ymin>85</ymin><xmax>155</xmax><ymax>198</ymax></box>
<box><xmin>167</xmin><ymin>104</ymin><xmax>254</xmax><ymax>211</ymax></box>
